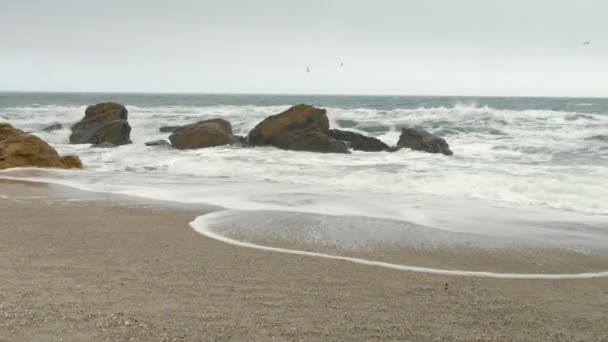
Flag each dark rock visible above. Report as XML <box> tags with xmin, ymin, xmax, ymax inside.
<box><xmin>283</xmin><ymin>131</ymin><xmax>349</xmax><ymax>153</ymax></box>
<box><xmin>169</xmin><ymin>118</ymin><xmax>238</xmax><ymax>150</ymax></box>
<box><xmin>234</xmin><ymin>135</ymin><xmax>248</xmax><ymax>146</ymax></box>
<box><xmin>386</xmin><ymin>146</ymin><xmax>403</xmax><ymax>152</ymax></box>
<box><xmin>248</xmin><ymin>104</ymin><xmax>347</xmax><ymax>153</ymax></box>
<box><xmin>161</xmin><ymin>119</ymin><xmax>233</xmax><ymax>134</ymax></box>
<box><xmin>396</xmin><ymin>127</ymin><xmax>453</xmax><ymax>155</ymax></box>
<box><xmin>159</xmin><ymin>126</ymin><xmax>181</xmax><ymax>133</ymax></box>
<box><xmin>145</xmin><ymin>139</ymin><xmax>172</xmax><ymax>147</ymax></box>
<box><xmin>91</xmin><ymin>142</ymin><xmax>116</xmax><ymax>148</ymax></box>
<box><xmin>326</xmin><ymin>129</ymin><xmax>389</xmax><ymax>152</ymax></box>
<box><xmin>0</xmin><ymin>123</ymin><xmax>82</xmax><ymax>169</ymax></box>
<box><xmin>42</xmin><ymin>123</ymin><xmax>63</xmax><ymax>132</ymax></box>
<box><xmin>70</xmin><ymin>102</ymin><xmax>132</xmax><ymax>146</ymax></box>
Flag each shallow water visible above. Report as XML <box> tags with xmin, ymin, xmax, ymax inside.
<box><xmin>1</xmin><ymin>92</ymin><xmax>607</xmax><ymax>255</ymax></box>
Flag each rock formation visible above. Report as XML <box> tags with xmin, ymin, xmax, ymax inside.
<box><xmin>393</xmin><ymin>127</ymin><xmax>453</xmax><ymax>155</ymax></box>
<box><xmin>0</xmin><ymin>123</ymin><xmax>82</xmax><ymax>170</ymax></box>
<box><xmin>70</xmin><ymin>102</ymin><xmax>132</xmax><ymax>146</ymax></box>
<box><xmin>326</xmin><ymin>129</ymin><xmax>389</xmax><ymax>152</ymax></box>
<box><xmin>247</xmin><ymin>105</ymin><xmax>348</xmax><ymax>153</ymax></box>
<box><xmin>169</xmin><ymin>119</ymin><xmax>238</xmax><ymax>150</ymax></box>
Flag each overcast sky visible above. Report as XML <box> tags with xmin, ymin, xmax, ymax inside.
<box><xmin>1</xmin><ymin>0</ymin><xmax>606</xmax><ymax>96</ymax></box>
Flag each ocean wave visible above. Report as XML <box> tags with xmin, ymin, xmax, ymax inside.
<box><xmin>2</xmin><ymin>102</ymin><xmax>607</xmax><ymax>215</ymax></box>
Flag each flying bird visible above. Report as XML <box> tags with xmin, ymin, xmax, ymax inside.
<box><xmin>583</xmin><ymin>41</ymin><xmax>591</xmax><ymax>46</ymax></box>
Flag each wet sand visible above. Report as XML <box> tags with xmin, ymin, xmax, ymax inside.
<box><xmin>1</xmin><ymin>180</ymin><xmax>608</xmax><ymax>341</ymax></box>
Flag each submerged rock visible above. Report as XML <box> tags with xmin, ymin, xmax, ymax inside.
<box><xmin>42</xmin><ymin>123</ymin><xmax>63</xmax><ymax>132</ymax></box>
<box><xmin>248</xmin><ymin>104</ymin><xmax>348</xmax><ymax>153</ymax></box>
<box><xmin>70</xmin><ymin>102</ymin><xmax>132</xmax><ymax>146</ymax></box>
<box><xmin>326</xmin><ymin>129</ymin><xmax>388</xmax><ymax>152</ymax></box>
<box><xmin>386</xmin><ymin>146</ymin><xmax>403</xmax><ymax>152</ymax></box>
<box><xmin>91</xmin><ymin>142</ymin><xmax>116</xmax><ymax>148</ymax></box>
<box><xmin>234</xmin><ymin>135</ymin><xmax>249</xmax><ymax>146</ymax></box>
<box><xmin>0</xmin><ymin>123</ymin><xmax>82</xmax><ymax>170</ymax></box>
<box><xmin>394</xmin><ymin>127</ymin><xmax>453</xmax><ymax>155</ymax></box>
<box><xmin>169</xmin><ymin>118</ymin><xmax>238</xmax><ymax>150</ymax></box>
<box><xmin>159</xmin><ymin>126</ymin><xmax>181</xmax><ymax>133</ymax></box>
<box><xmin>145</xmin><ymin>139</ymin><xmax>172</xmax><ymax>147</ymax></box>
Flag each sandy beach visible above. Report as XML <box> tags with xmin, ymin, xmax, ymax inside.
<box><xmin>1</xmin><ymin>180</ymin><xmax>608</xmax><ymax>341</ymax></box>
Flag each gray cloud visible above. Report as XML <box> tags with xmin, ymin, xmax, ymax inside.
<box><xmin>1</xmin><ymin>0</ymin><xmax>606</xmax><ymax>96</ymax></box>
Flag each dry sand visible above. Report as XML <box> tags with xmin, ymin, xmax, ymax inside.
<box><xmin>1</xmin><ymin>180</ymin><xmax>608</xmax><ymax>341</ymax></box>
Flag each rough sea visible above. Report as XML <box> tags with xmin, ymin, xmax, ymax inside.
<box><xmin>1</xmin><ymin>92</ymin><xmax>608</xmax><ymax>257</ymax></box>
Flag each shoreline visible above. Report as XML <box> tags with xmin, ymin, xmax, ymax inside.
<box><xmin>2</xmin><ymin>180</ymin><xmax>608</xmax><ymax>340</ymax></box>
<box><xmin>4</xmin><ymin>177</ymin><xmax>608</xmax><ymax>277</ymax></box>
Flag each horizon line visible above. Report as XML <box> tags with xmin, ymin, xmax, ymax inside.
<box><xmin>0</xmin><ymin>89</ymin><xmax>607</xmax><ymax>100</ymax></box>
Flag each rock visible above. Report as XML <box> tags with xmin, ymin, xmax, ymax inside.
<box><xmin>396</xmin><ymin>127</ymin><xmax>453</xmax><ymax>155</ymax></box>
<box><xmin>248</xmin><ymin>104</ymin><xmax>348</xmax><ymax>153</ymax></box>
<box><xmin>91</xmin><ymin>142</ymin><xmax>116</xmax><ymax>148</ymax></box>
<box><xmin>144</xmin><ymin>140</ymin><xmax>172</xmax><ymax>147</ymax></box>
<box><xmin>169</xmin><ymin>118</ymin><xmax>238</xmax><ymax>150</ymax></box>
<box><xmin>283</xmin><ymin>130</ymin><xmax>349</xmax><ymax>153</ymax></box>
<box><xmin>42</xmin><ymin>123</ymin><xmax>63</xmax><ymax>132</ymax></box>
<box><xmin>159</xmin><ymin>126</ymin><xmax>181</xmax><ymax>133</ymax></box>
<box><xmin>386</xmin><ymin>146</ymin><xmax>403</xmax><ymax>152</ymax></box>
<box><xmin>70</xmin><ymin>102</ymin><xmax>132</xmax><ymax>146</ymax></box>
<box><xmin>0</xmin><ymin>123</ymin><xmax>82</xmax><ymax>170</ymax></box>
<box><xmin>234</xmin><ymin>135</ymin><xmax>249</xmax><ymax>146</ymax></box>
<box><xmin>326</xmin><ymin>129</ymin><xmax>389</xmax><ymax>152</ymax></box>
<box><xmin>160</xmin><ymin>119</ymin><xmax>233</xmax><ymax>134</ymax></box>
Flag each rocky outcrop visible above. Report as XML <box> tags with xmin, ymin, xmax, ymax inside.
<box><xmin>0</xmin><ymin>123</ymin><xmax>82</xmax><ymax>170</ymax></box>
<box><xmin>145</xmin><ymin>139</ymin><xmax>172</xmax><ymax>147</ymax></box>
<box><xmin>169</xmin><ymin>118</ymin><xmax>238</xmax><ymax>150</ymax></box>
<box><xmin>247</xmin><ymin>104</ymin><xmax>348</xmax><ymax>153</ymax></box>
<box><xmin>282</xmin><ymin>130</ymin><xmax>348</xmax><ymax>153</ymax></box>
<box><xmin>42</xmin><ymin>123</ymin><xmax>63</xmax><ymax>132</ymax></box>
<box><xmin>394</xmin><ymin>127</ymin><xmax>453</xmax><ymax>156</ymax></box>
<box><xmin>326</xmin><ymin>129</ymin><xmax>389</xmax><ymax>152</ymax></box>
<box><xmin>70</xmin><ymin>102</ymin><xmax>132</xmax><ymax>146</ymax></box>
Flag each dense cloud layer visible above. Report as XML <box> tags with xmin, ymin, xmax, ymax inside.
<box><xmin>1</xmin><ymin>0</ymin><xmax>606</xmax><ymax>96</ymax></box>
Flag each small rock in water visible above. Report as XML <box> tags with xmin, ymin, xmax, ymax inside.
<box><xmin>91</xmin><ymin>142</ymin><xmax>116</xmax><ymax>148</ymax></box>
<box><xmin>396</xmin><ymin>127</ymin><xmax>453</xmax><ymax>156</ymax></box>
<box><xmin>386</xmin><ymin>146</ymin><xmax>403</xmax><ymax>153</ymax></box>
<box><xmin>42</xmin><ymin>123</ymin><xmax>63</xmax><ymax>132</ymax></box>
<box><xmin>159</xmin><ymin>126</ymin><xmax>182</xmax><ymax>133</ymax></box>
<box><xmin>326</xmin><ymin>129</ymin><xmax>389</xmax><ymax>152</ymax></box>
<box><xmin>144</xmin><ymin>139</ymin><xmax>172</xmax><ymax>147</ymax></box>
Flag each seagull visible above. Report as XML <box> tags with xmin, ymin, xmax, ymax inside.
<box><xmin>340</xmin><ymin>62</ymin><xmax>344</xmax><ymax>67</ymax></box>
<box><xmin>306</xmin><ymin>65</ymin><xmax>310</xmax><ymax>73</ymax></box>
<box><xmin>583</xmin><ymin>41</ymin><xmax>591</xmax><ymax>46</ymax></box>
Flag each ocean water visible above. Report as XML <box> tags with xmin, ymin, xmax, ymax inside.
<box><xmin>1</xmin><ymin>92</ymin><xmax>608</xmax><ymax>255</ymax></box>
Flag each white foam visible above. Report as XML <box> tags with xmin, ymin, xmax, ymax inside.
<box><xmin>3</xmin><ymin>172</ymin><xmax>608</xmax><ymax>279</ymax></box>
<box><xmin>191</xmin><ymin>211</ymin><xmax>608</xmax><ymax>280</ymax></box>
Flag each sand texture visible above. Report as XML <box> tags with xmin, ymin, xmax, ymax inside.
<box><xmin>1</xmin><ymin>181</ymin><xmax>608</xmax><ymax>341</ymax></box>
